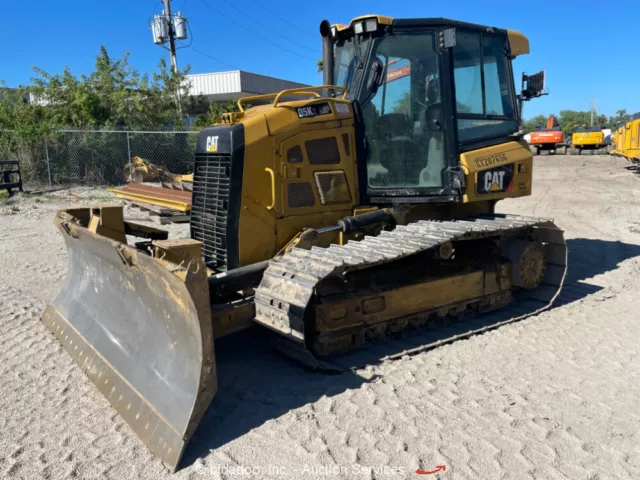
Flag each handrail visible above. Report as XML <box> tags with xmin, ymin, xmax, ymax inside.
<box><xmin>273</xmin><ymin>86</ymin><xmax>348</xmax><ymax>108</ymax></box>
<box><xmin>237</xmin><ymin>92</ymin><xmax>319</xmax><ymax>112</ymax></box>
<box><xmin>237</xmin><ymin>85</ymin><xmax>349</xmax><ymax>112</ymax></box>
<box><xmin>264</xmin><ymin>168</ymin><xmax>276</xmax><ymax>210</ymax></box>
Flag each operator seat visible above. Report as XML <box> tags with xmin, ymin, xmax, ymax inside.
<box><xmin>376</xmin><ymin>113</ymin><xmax>422</xmax><ymax>185</ymax></box>
<box><xmin>418</xmin><ymin>80</ymin><xmax>445</xmax><ymax>187</ymax></box>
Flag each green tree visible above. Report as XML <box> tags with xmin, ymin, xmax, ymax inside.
<box><xmin>192</xmin><ymin>100</ymin><xmax>243</xmax><ymax>128</ymax></box>
<box><xmin>391</xmin><ymin>92</ymin><xmax>410</xmax><ymax>115</ymax></box>
<box><xmin>0</xmin><ymin>84</ymin><xmax>51</xmax><ymax>141</ymax></box>
<box><xmin>607</xmin><ymin>109</ymin><xmax>630</xmax><ymax>129</ymax></box>
<box><xmin>615</xmin><ymin>109</ymin><xmax>629</xmax><ymax>122</ymax></box>
<box><xmin>522</xmin><ymin>114</ymin><xmax>549</xmax><ymax>134</ymax></box>
<box><xmin>557</xmin><ymin>110</ymin><xmax>607</xmax><ymax>134</ymax></box>
<box><xmin>27</xmin><ymin>46</ymin><xmax>191</xmax><ymax>130</ymax></box>
<box><xmin>0</xmin><ymin>47</ymin><xmax>195</xmax><ymax>183</ymax></box>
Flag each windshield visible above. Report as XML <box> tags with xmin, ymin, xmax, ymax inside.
<box><xmin>574</xmin><ymin>126</ymin><xmax>601</xmax><ymax>133</ymax></box>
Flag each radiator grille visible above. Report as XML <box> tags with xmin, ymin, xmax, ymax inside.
<box><xmin>305</xmin><ymin>137</ymin><xmax>341</xmax><ymax>164</ymax></box>
<box><xmin>288</xmin><ymin>182</ymin><xmax>315</xmax><ymax>208</ymax></box>
<box><xmin>287</xmin><ymin>145</ymin><xmax>303</xmax><ymax>163</ymax></box>
<box><xmin>191</xmin><ymin>153</ymin><xmax>231</xmax><ymax>270</ymax></box>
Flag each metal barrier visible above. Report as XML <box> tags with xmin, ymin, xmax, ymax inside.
<box><xmin>0</xmin><ymin>130</ymin><xmax>199</xmax><ymax>187</ymax></box>
<box><xmin>0</xmin><ymin>160</ymin><xmax>23</xmax><ymax>196</ymax></box>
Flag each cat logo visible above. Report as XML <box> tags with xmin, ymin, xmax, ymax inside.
<box><xmin>477</xmin><ymin>164</ymin><xmax>514</xmax><ymax>195</ymax></box>
<box><xmin>206</xmin><ymin>135</ymin><xmax>219</xmax><ymax>152</ymax></box>
<box><xmin>485</xmin><ymin>171</ymin><xmax>506</xmax><ymax>192</ymax></box>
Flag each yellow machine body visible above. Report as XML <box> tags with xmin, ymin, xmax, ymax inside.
<box><xmin>42</xmin><ymin>14</ymin><xmax>567</xmax><ymax>472</ymax></box>
<box><xmin>611</xmin><ymin>118</ymin><xmax>640</xmax><ymax>163</ymax></box>
<box><xmin>572</xmin><ymin>129</ymin><xmax>605</xmax><ymax>147</ymax></box>
<box><xmin>224</xmin><ymin>88</ymin><xmax>534</xmax><ymax>267</ymax></box>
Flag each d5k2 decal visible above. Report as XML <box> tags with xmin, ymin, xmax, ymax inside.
<box><xmin>296</xmin><ymin>102</ymin><xmax>332</xmax><ymax>119</ymax></box>
<box><xmin>476</xmin><ymin>164</ymin><xmax>515</xmax><ymax>194</ymax></box>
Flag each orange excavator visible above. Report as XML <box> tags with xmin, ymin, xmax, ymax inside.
<box><xmin>529</xmin><ymin>115</ymin><xmax>567</xmax><ymax>155</ymax></box>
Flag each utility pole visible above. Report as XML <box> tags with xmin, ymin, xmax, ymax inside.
<box><xmin>590</xmin><ymin>96</ymin><xmax>595</xmax><ymax>127</ymax></box>
<box><xmin>164</xmin><ymin>0</ymin><xmax>178</xmax><ymax>75</ymax></box>
<box><xmin>151</xmin><ymin>0</ymin><xmax>189</xmax><ymax>120</ymax></box>
<box><xmin>163</xmin><ymin>0</ymin><xmax>182</xmax><ymax>119</ymax></box>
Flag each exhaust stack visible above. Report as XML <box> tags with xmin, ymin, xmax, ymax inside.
<box><xmin>320</xmin><ymin>20</ymin><xmax>334</xmax><ymax>86</ymax></box>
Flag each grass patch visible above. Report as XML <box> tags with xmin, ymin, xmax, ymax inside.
<box><xmin>1</xmin><ymin>189</ymin><xmax>118</xmax><ymax>204</ymax></box>
<box><xmin>20</xmin><ymin>191</ymin><xmax>59</xmax><ymax>201</ymax></box>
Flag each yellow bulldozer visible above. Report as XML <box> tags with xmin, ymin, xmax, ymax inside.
<box><xmin>42</xmin><ymin>15</ymin><xmax>567</xmax><ymax>471</ymax></box>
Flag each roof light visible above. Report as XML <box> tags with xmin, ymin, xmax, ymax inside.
<box><xmin>354</xmin><ymin>21</ymin><xmax>364</xmax><ymax>34</ymax></box>
<box><xmin>365</xmin><ymin>18</ymin><xmax>378</xmax><ymax>32</ymax></box>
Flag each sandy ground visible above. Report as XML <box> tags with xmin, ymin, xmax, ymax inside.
<box><xmin>1</xmin><ymin>156</ymin><xmax>640</xmax><ymax>480</ymax></box>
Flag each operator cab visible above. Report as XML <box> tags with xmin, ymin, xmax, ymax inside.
<box><xmin>323</xmin><ymin>16</ymin><xmax>527</xmax><ymax>203</ymax></box>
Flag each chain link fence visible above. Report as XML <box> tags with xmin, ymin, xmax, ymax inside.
<box><xmin>0</xmin><ymin>129</ymin><xmax>199</xmax><ymax>188</ymax></box>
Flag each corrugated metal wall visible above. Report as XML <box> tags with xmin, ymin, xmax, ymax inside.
<box><xmin>239</xmin><ymin>71</ymin><xmax>308</xmax><ymax>95</ymax></box>
<box><xmin>187</xmin><ymin>71</ymin><xmax>243</xmax><ymax>96</ymax></box>
<box><xmin>186</xmin><ymin>71</ymin><xmax>308</xmax><ymax>97</ymax></box>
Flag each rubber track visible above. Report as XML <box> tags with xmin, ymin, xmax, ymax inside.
<box><xmin>569</xmin><ymin>147</ymin><xmax>610</xmax><ymax>155</ymax></box>
<box><xmin>254</xmin><ymin>214</ymin><xmax>567</xmax><ymax>367</ymax></box>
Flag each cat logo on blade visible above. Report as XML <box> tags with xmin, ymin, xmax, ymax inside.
<box><xmin>477</xmin><ymin>164</ymin><xmax>514</xmax><ymax>195</ymax></box>
<box><xmin>206</xmin><ymin>136</ymin><xmax>219</xmax><ymax>152</ymax></box>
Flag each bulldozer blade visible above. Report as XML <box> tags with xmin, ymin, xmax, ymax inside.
<box><xmin>42</xmin><ymin>211</ymin><xmax>216</xmax><ymax>471</ymax></box>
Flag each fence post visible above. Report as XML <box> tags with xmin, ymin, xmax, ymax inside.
<box><xmin>45</xmin><ymin>139</ymin><xmax>52</xmax><ymax>188</ymax></box>
<box><xmin>126</xmin><ymin>131</ymin><xmax>132</xmax><ymax>183</ymax></box>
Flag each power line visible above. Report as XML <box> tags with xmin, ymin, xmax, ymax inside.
<box><xmin>217</xmin><ymin>0</ymin><xmax>316</xmax><ymax>52</ymax></box>
<box><xmin>247</xmin><ymin>0</ymin><xmax>317</xmax><ymax>39</ymax></box>
<box><xmin>190</xmin><ymin>46</ymin><xmax>239</xmax><ymax>70</ymax></box>
<box><xmin>197</xmin><ymin>0</ymin><xmax>316</xmax><ymax>62</ymax></box>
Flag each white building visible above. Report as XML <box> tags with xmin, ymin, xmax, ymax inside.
<box><xmin>185</xmin><ymin>70</ymin><xmax>309</xmax><ymax>113</ymax></box>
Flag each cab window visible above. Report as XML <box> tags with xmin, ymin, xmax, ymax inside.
<box><xmin>362</xmin><ymin>32</ymin><xmax>446</xmax><ymax>190</ymax></box>
<box><xmin>453</xmin><ymin>31</ymin><xmax>517</xmax><ymax>143</ymax></box>
<box><xmin>334</xmin><ymin>38</ymin><xmax>355</xmax><ymax>88</ymax></box>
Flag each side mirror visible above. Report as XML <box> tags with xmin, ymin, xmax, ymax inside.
<box><xmin>366</xmin><ymin>59</ymin><xmax>383</xmax><ymax>97</ymax></box>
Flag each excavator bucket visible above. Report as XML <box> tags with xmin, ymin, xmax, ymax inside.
<box><xmin>41</xmin><ymin>207</ymin><xmax>215</xmax><ymax>471</ymax></box>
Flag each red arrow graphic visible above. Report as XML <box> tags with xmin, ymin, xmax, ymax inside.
<box><xmin>416</xmin><ymin>465</ymin><xmax>446</xmax><ymax>475</ymax></box>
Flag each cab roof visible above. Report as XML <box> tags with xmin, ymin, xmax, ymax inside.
<box><xmin>331</xmin><ymin>15</ymin><xmax>529</xmax><ymax>57</ymax></box>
